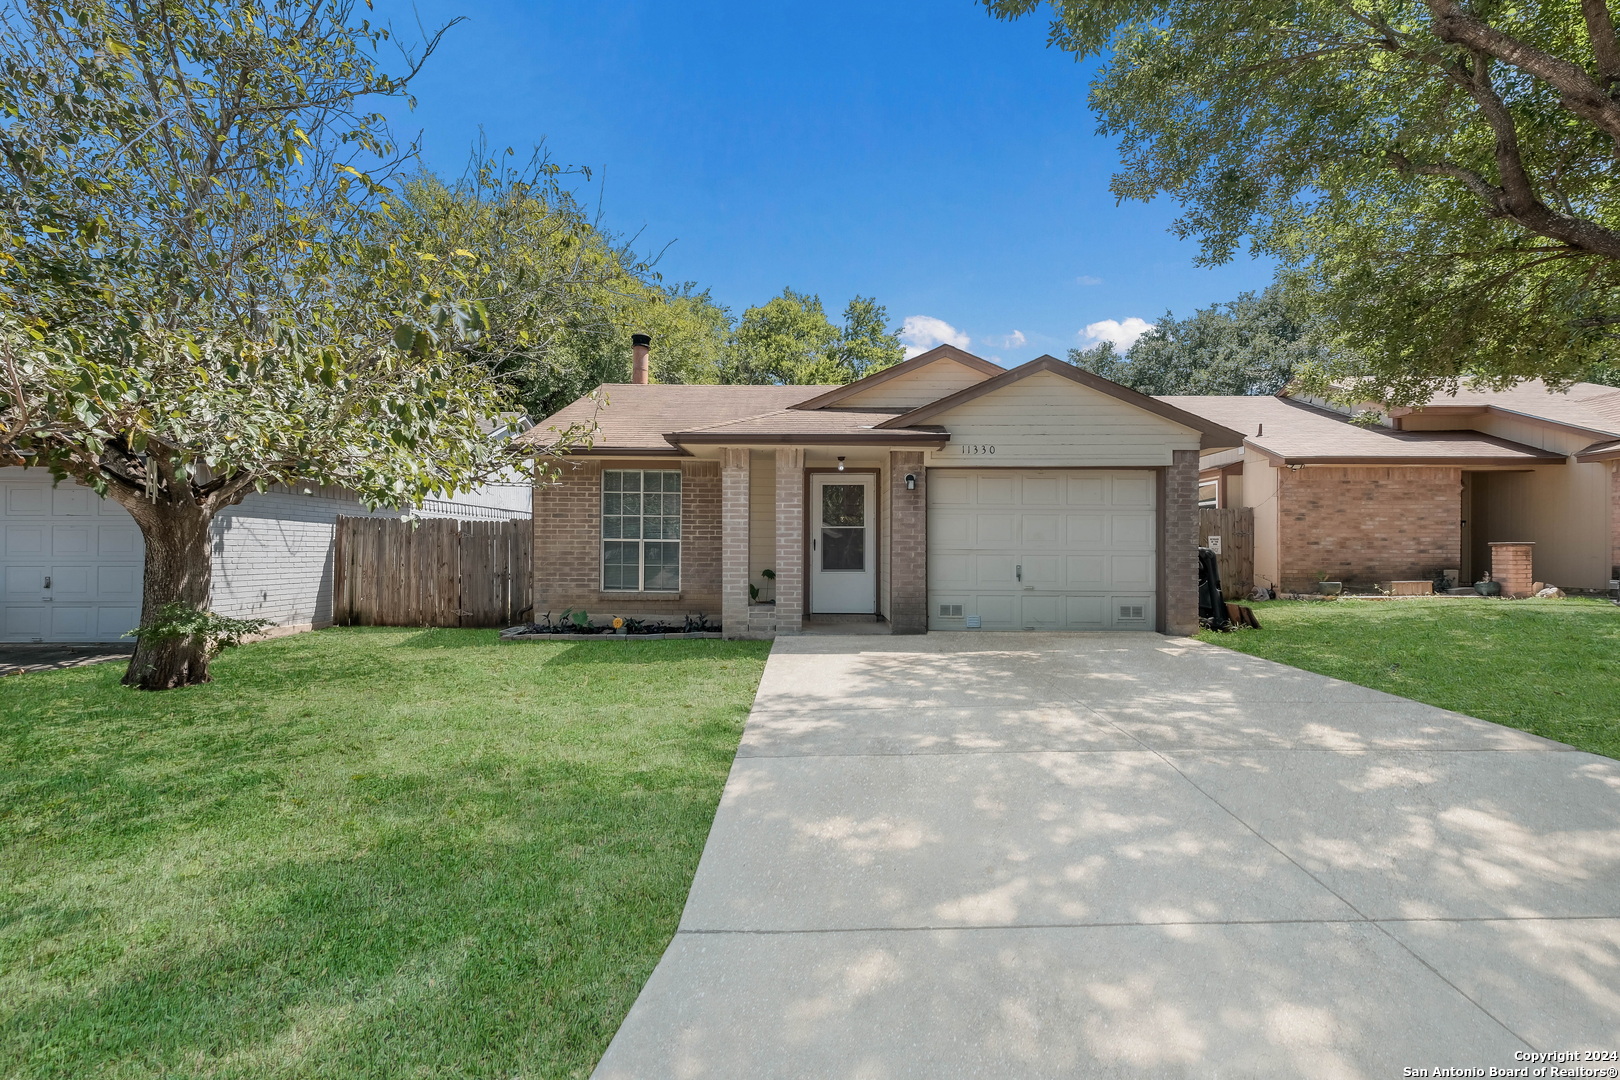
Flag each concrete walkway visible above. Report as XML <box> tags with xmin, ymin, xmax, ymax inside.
<box><xmin>0</xmin><ymin>643</ymin><xmax>131</xmax><ymax>677</ymax></box>
<box><xmin>594</xmin><ymin>634</ymin><xmax>1620</xmax><ymax>1078</ymax></box>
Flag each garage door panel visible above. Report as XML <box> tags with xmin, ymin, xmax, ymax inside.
<box><xmin>931</xmin><ymin>553</ymin><xmax>972</xmax><ymax>589</ymax></box>
<box><xmin>52</xmin><ymin>487</ymin><xmax>94</xmax><ymax>515</ymax></box>
<box><xmin>932</xmin><ymin>475</ymin><xmax>974</xmax><ymax>505</ymax></box>
<box><xmin>1066</xmin><ymin>476</ymin><xmax>1107</xmax><ymax>505</ymax></box>
<box><xmin>1110</xmin><ymin>514</ymin><xmax>1154</xmax><ymax>547</ymax></box>
<box><xmin>1022</xmin><ymin>555</ymin><xmax>1062</xmax><ymax>588</ymax></box>
<box><xmin>1065</xmin><ymin>595</ymin><xmax>1108</xmax><ymax>629</ymax></box>
<box><xmin>1064</xmin><ymin>555</ymin><xmax>1109</xmax><ymax>589</ymax></box>
<box><xmin>1022</xmin><ymin>514</ymin><xmax>1060</xmax><ymax>544</ymax></box>
<box><xmin>977</xmin><ymin>515</ymin><xmax>1016</xmax><ymax>544</ymax></box>
<box><xmin>1021</xmin><ymin>595</ymin><xmax>1063</xmax><ymax>629</ymax></box>
<box><xmin>4</xmin><ymin>605</ymin><xmax>45</xmax><ymax>638</ymax></box>
<box><xmin>99</xmin><ymin>565</ymin><xmax>139</xmax><ymax>597</ymax></box>
<box><xmin>53</xmin><ymin>526</ymin><xmax>92</xmax><ymax>555</ymax></box>
<box><xmin>5</xmin><ymin>565</ymin><xmax>43</xmax><ymax>597</ymax></box>
<box><xmin>1112</xmin><ymin>473</ymin><xmax>1155</xmax><ymax>506</ymax></box>
<box><xmin>1112</xmin><ymin>555</ymin><xmax>1155</xmax><ymax>590</ymax></box>
<box><xmin>929</xmin><ymin>468</ymin><xmax>1158</xmax><ymax>632</ymax></box>
<box><xmin>974</xmin><ymin>555</ymin><xmax>1018</xmax><ymax>589</ymax></box>
<box><xmin>1021</xmin><ymin>477</ymin><xmax>1061</xmax><ymax>504</ymax></box>
<box><xmin>977</xmin><ymin>476</ymin><xmax>1017</xmax><ymax>505</ymax></box>
<box><xmin>6</xmin><ymin>524</ymin><xmax>45</xmax><ymax>556</ymax></box>
<box><xmin>1064</xmin><ymin>515</ymin><xmax>1106</xmax><ymax>547</ymax></box>
<box><xmin>6</xmin><ymin>486</ymin><xmax>46</xmax><ymax>514</ymax></box>
<box><xmin>97</xmin><ymin>607</ymin><xmax>139</xmax><ymax>640</ymax></box>
<box><xmin>51</xmin><ymin>565</ymin><xmax>93</xmax><ymax>598</ymax></box>
<box><xmin>99</xmin><ymin>525</ymin><xmax>139</xmax><ymax>556</ymax></box>
<box><xmin>50</xmin><ymin>606</ymin><xmax>94</xmax><ymax>639</ymax></box>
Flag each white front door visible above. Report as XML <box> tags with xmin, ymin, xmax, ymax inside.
<box><xmin>811</xmin><ymin>473</ymin><xmax>876</xmax><ymax>614</ymax></box>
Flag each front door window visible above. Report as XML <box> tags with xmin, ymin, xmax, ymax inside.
<box><xmin>820</xmin><ymin>484</ymin><xmax>866</xmax><ymax>571</ymax></box>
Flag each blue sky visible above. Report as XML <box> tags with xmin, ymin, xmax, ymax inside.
<box><xmin>380</xmin><ymin>0</ymin><xmax>1275</xmax><ymax>365</ymax></box>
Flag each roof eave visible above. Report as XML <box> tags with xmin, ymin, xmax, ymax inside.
<box><xmin>666</xmin><ymin>431</ymin><xmax>950</xmax><ymax>448</ymax></box>
<box><xmin>788</xmin><ymin>345</ymin><xmax>1004</xmax><ymax>411</ymax></box>
<box><xmin>1273</xmin><ymin>454</ymin><xmax>1564</xmax><ymax>466</ymax></box>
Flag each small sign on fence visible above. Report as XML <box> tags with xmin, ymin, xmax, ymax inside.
<box><xmin>1206</xmin><ymin>535</ymin><xmax>1222</xmax><ymax>554</ymax></box>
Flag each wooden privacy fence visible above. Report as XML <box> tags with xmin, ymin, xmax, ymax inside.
<box><xmin>1199</xmin><ymin>507</ymin><xmax>1255</xmax><ymax>598</ymax></box>
<box><xmin>334</xmin><ymin>516</ymin><xmax>531</xmax><ymax>628</ymax></box>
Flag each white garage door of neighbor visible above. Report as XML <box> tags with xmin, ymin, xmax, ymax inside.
<box><xmin>1</xmin><ymin>476</ymin><xmax>144</xmax><ymax>642</ymax></box>
<box><xmin>928</xmin><ymin>469</ymin><xmax>1157</xmax><ymax>631</ymax></box>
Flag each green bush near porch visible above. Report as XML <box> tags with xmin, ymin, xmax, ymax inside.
<box><xmin>1198</xmin><ymin>598</ymin><xmax>1620</xmax><ymax>759</ymax></box>
<box><xmin>0</xmin><ymin>628</ymin><xmax>769</xmax><ymax>1079</ymax></box>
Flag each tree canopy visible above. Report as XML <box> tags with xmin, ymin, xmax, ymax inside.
<box><xmin>1070</xmin><ymin>281</ymin><xmax>1320</xmax><ymax>395</ymax></box>
<box><xmin>721</xmin><ymin>289</ymin><xmax>904</xmax><ymax>385</ymax></box>
<box><xmin>987</xmin><ymin>0</ymin><xmax>1620</xmax><ymax>401</ymax></box>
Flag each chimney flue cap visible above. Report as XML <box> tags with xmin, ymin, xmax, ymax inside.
<box><xmin>631</xmin><ymin>333</ymin><xmax>652</xmax><ymax>348</ymax></box>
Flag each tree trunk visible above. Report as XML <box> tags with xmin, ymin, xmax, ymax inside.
<box><xmin>122</xmin><ymin>498</ymin><xmax>216</xmax><ymax>690</ymax></box>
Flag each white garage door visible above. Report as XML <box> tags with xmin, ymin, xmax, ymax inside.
<box><xmin>1</xmin><ymin>473</ymin><xmax>143</xmax><ymax>642</ymax></box>
<box><xmin>928</xmin><ymin>469</ymin><xmax>1156</xmax><ymax>631</ymax></box>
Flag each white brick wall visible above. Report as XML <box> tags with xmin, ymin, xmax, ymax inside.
<box><xmin>211</xmin><ymin>485</ymin><xmax>394</xmax><ymax>630</ymax></box>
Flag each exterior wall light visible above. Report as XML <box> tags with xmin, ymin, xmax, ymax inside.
<box><xmin>836</xmin><ymin>456</ymin><xmax>845</xmax><ymax>472</ymax></box>
<box><xmin>905</xmin><ymin>473</ymin><xmax>917</xmax><ymax>491</ymax></box>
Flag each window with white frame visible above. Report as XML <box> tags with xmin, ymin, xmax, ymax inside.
<box><xmin>602</xmin><ymin>470</ymin><xmax>681</xmax><ymax>591</ymax></box>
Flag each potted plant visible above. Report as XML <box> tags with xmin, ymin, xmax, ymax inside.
<box><xmin>1316</xmin><ymin>572</ymin><xmax>1343</xmax><ymax>596</ymax></box>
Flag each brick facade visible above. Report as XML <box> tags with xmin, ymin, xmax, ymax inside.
<box><xmin>774</xmin><ymin>448</ymin><xmax>805</xmax><ymax>634</ymax></box>
<box><xmin>720</xmin><ymin>448</ymin><xmax>751</xmax><ymax>639</ymax></box>
<box><xmin>531</xmin><ymin>457</ymin><xmax>722</xmax><ymax>624</ymax></box>
<box><xmin>1276</xmin><ymin>466</ymin><xmax>1461</xmax><ymax>593</ymax></box>
<box><xmin>1612</xmin><ymin>463</ymin><xmax>1620</xmax><ymax>579</ymax></box>
<box><xmin>1489</xmin><ymin>542</ymin><xmax>1536</xmax><ymax>598</ymax></box>
<box><xmin>1160</xmin><ymin>449</ymin><xmax>1200</xmax><ymax>635</ymax></box>
<box><xmin>888</xmin><ymin>451</ymin><xmax>927</xmax><ymax>633</ymax></box>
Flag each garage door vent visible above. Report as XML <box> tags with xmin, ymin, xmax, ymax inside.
<box><xmin>938</xmin><ymin>604</ymin><xmax>964</xmax><ymax>618</ymax></box>
<box><xmin>1118</xmin><ymin>604</ymin><xmax>1146</xmax><ymax>621</ymax></box>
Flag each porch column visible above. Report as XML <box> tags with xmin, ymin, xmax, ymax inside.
<box><xmin>774</xmin><ymin>447</ymin><xmax>805</xmax><ymax>634</ymax></box>
<box><xmin>889</xmin><ymin>450</ymin><xmax>928</xmax><ymax>633</ymax></box>
<box><xmin>720</xmin><ymin>447</ymin><xmax>750</xmax><ymax>639</ymax></box>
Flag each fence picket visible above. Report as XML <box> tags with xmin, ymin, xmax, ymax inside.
<box><xmin>332</xmin><ymin>516</ymin><xmax>532</xmax><ymax>628</ymax></box>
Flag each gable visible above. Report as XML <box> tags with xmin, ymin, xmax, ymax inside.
<box><xmin>836</xmin><ymin>357</ymin><xmax>994</xmax><ymax>409</ymax></box>
<box><xmin>924</xmin><ymin>369</ymin><xmax>1204</xmax><ymax>467</ymax></box>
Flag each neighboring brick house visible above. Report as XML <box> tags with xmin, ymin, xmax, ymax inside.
<box><xmin>1165</xmin><ymin>381</ymin><xmax>1620</xmax><ymax>594</ymax></box>
<box><xmin>517</xmin><ymin>345</ymin><xmax>1243</xmax><ymax>638</ymax></box>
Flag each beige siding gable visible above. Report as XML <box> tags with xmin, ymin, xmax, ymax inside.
<box><xmin>838</xmin><ymin>358</ymin><xmax>992</xmax><ymax>409</ymax></box>
<box><xmin>924</xmin><ymin>369</ymin><xmax>1202</xmax><ymax>467</ymax></box>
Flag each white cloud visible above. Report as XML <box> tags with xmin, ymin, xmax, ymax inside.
<box><xmin>899</xmin><ymin>315</ymin><xmax>971</xmax><ymax>359</ymax></box>
<box><xmin>1080</xmin><ymin>317</ymin><xmax>1154</xmax><ymax>352</ymax></box>
<box><xmin>982</xmin><ymin>330</ymin><xmax>1026</xmax><ymax>349</ymax></box>
<box><xmin>1076</xmin><ymin>275</ymin><xmax>1104</xmax><ymax>286</ymax></box>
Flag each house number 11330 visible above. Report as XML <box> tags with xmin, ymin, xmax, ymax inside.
<box><xmin>957</xmin><ymin>444</ymin><xmax>996</xmax><ymax>456</ymax></box>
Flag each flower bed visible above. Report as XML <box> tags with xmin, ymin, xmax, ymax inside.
<box><xmin>499</xmin><ymin>611</ymin><xmax>722</xmax><ymax>641</ymax></box>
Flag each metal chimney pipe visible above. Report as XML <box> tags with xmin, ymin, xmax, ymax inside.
<box><xmin>631</xmin><ymin>333</ymin><xmax>652</xmax><ymax>384</ymax></box>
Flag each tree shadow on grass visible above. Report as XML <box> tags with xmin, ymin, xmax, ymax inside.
<box><xmin>2</xmin><ymin>759</ymin><xmax>723</xmax><ymax>1080</ymax></box>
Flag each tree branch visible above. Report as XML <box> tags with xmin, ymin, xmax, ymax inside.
<box><xmin>1582</xmin><ymin>0</ymin><xmax>1620</xmax><ymax>86</ymax></box>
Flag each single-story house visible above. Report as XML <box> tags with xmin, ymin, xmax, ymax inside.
<box><xmin>518</xmin><ymin>344</ymin><xmax>1244</xmax><ymax>637</ymax></box>
<box><xmin>1164</xmin><ymin>380</ymin><xmax>1620</xmax><ymax>594</ymax></box>
<box><xmin>0</xmin><ymin>416</ymin><xmax>535</xmax><ymax>643</ymax></box>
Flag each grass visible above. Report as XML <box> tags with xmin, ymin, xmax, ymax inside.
<box><xmin>1197</xmin><ymin>597</ymin><xmax>1620</xmax><ymax>758</ymax></box>
<box><xmin>0</xmin><ymin>627</ymin><xmax>770</xmax><ymax>1080</ymax></box>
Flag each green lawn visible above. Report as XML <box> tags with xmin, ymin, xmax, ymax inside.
<box><xmin>1198</xmin><ymin>597</ymin><xmax>1620</xmax><ymax>758</ymax></box>
<box><xmin>0</xmin><ymin>628</ymin><xmax>770</xmax><ymax>1080</ymax></box>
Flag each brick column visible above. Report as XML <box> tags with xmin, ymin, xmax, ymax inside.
<box><xmin>889</xmin><ymin>451</ymin><xmax>927</xmax><ymax>633</ymax></box>
<box><xmin>1160</xmin><ymin>449</ymin><xmax>1200</xmax><ymax>635</ymax></box>
<box><xmin>1489</xmin><ymin>541</ymin><xmax>1535</xmax><ymax>598</ymax></box>
<box><xmin>720</xmin><ymin>447</ymin><xmax>750</xmax><ymax>638</ymax></box>
<box><xmin>774</xmin><ymin>447</ymin><xmax>805</xmax><ymax>634</ymax></box>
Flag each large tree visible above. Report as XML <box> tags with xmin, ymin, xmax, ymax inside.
<box><xmin>987</xmin><ymin>0</ymin><xmax>1620</xmax><ymax>401</ymax></box>
<box><xmin>1071</xmin><ymin>281</ymin><xmax>1323</xmax><ymax>395</ymax></box>
<box><xmin>722</xmin><ymin>290</ymin><xmax>904</xmax><ymax>385</ymax></box>
<box><xmin>377</xmin><ymin>174</ymin><xmax>734</xmax><ymax>419</ymax></box>
<box><xmin>0</xmin><ymin>1</ymin><xmax>551</xmax><ymax>688</ymax></box>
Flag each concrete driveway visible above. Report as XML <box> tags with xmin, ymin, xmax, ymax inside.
<box><xmin>594</xmin><ymin>633</ymin><xmax>1620</xmax><ymax>1078</ymax></box>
